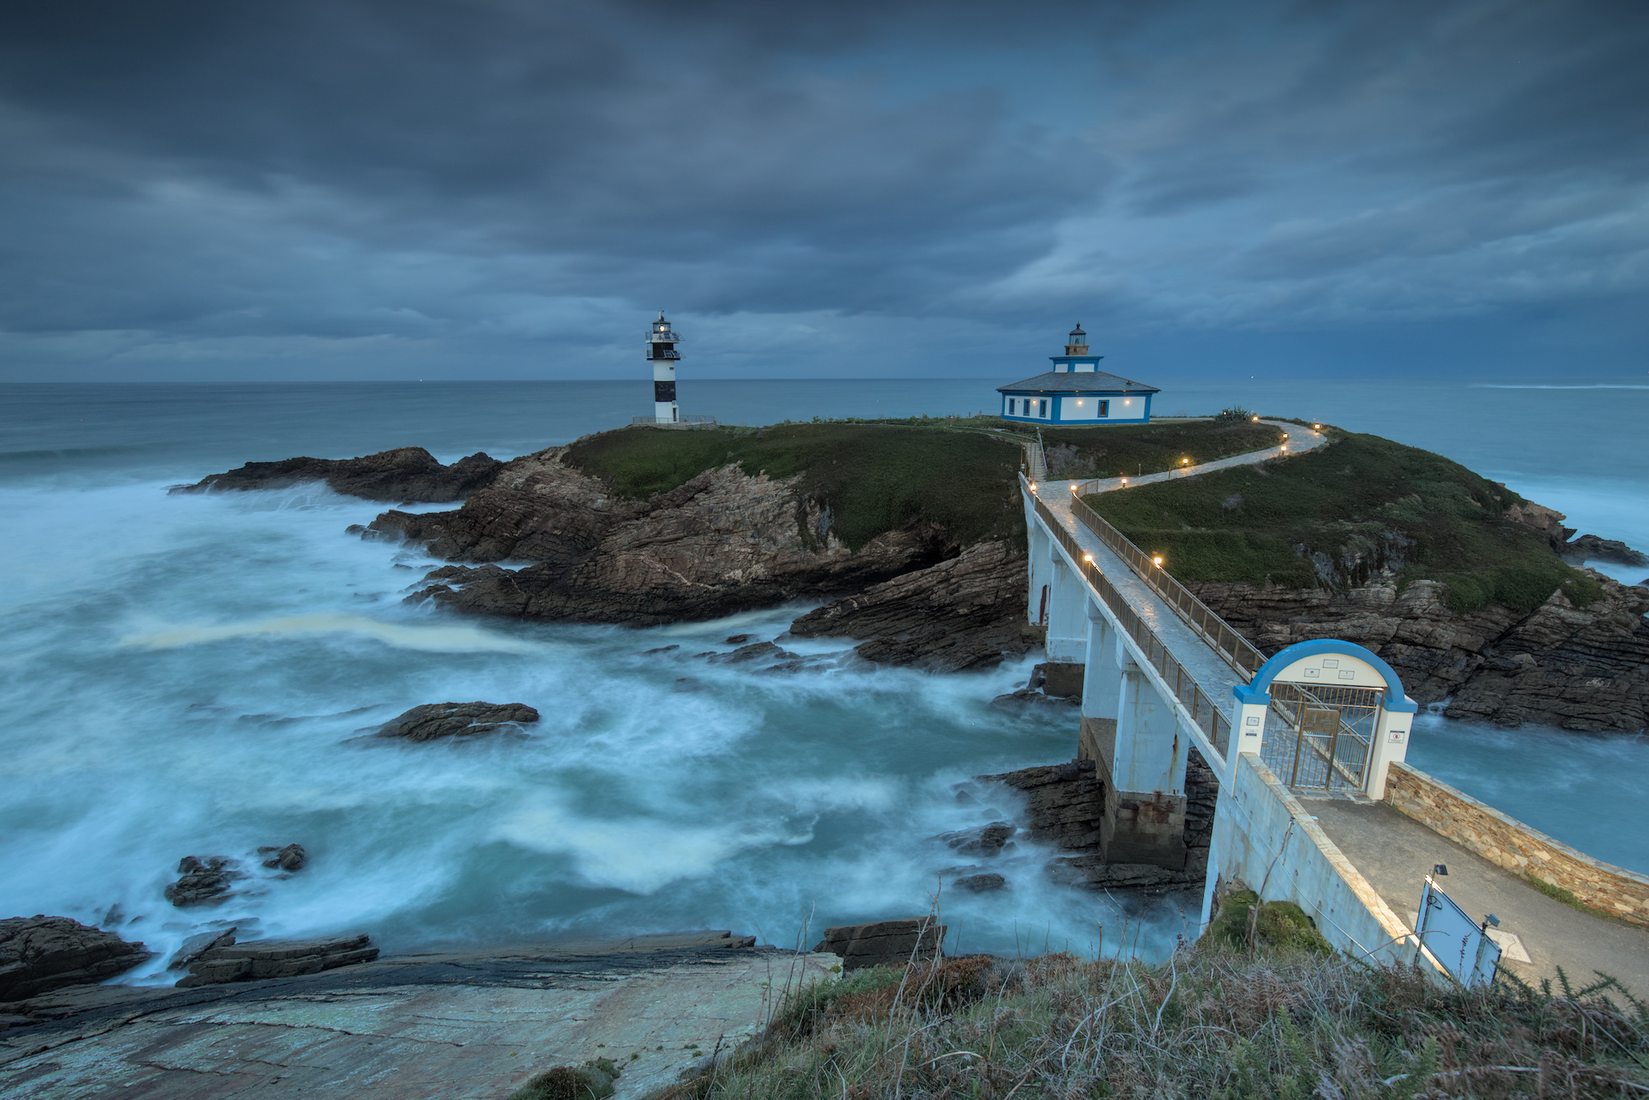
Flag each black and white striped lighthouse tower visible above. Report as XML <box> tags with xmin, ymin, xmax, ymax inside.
<box><xmin>646</xmin><ymin>310</ymin><xmax>680</xmax><ymax>424</ymax></box>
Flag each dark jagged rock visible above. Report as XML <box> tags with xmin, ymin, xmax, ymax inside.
<box><xmin>992</xmin><ymin>662</ymin><xmax>1083</xmax><ymax>708</ymax></box>
<box><xmin>181</xmin><ymin>447</ymin><xmax>502</xmax><ymax>502</ymax></box>
<box><xmin>176</xmin><ymin>933</ymin><xmax>380</xmax><ymax>987</ymax></box>
<box><xmin>937</xmin><ymin>821</ymin><xmax>1017</xmax><ymax>856</ymax></box>
<box><xmin>165</xmin><ymin>856</ymin><xmax>242</xmax><ymax>908</ymax></box>
<box><xmin>976</xmin><ymin>751</ymin><xmax>1218</xmax><ymax>893</ymax></box>
<box><xmin>814</xmin><ymin>918</ymin><xmax>945</xmax><ymax>972</ymax></box>
<box><xmin>953</xmin><ymin>872</ymin><xmax>1008</xmax><ymax>893</ymax></box>
<box><xmin>1194</xmin><ymin>575</ymin><xmax>1649</xmax><ymax>732</ymax></box>
<box><xmin>376</xmin><ymin>701</ymin><xmax>540</xmax><ymax>742</ymax></box>
<box><xmin>259</xmin><ymin>843</ymin><xmax>307</xmax><ymax>872</ymax></box>
<box><xmin>1564</xmin><ymin>533</ymin><xmax>1649</xmax><ymax>567</ymax></box>
<box><xmin>979</xmin><ymin>760</ymin><xmax>1105</xmax><ymax>851</ymax></box>
<box><xmin>789</xmin><ymin>540</ymin><xmax>1041</xmax><ymax>672</ymax></box>
<box><xmin>388</xmin><ymin>455</ymin><xmax>951</xmax><ymax>625</ymax></box>
<box><xmin>0</xmin><ymin>916</ymin><xmax>149</xmax><ymax>1002</ymax></box>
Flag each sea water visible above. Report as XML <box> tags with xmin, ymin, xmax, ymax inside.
<box><xmin>0</xmin><ymin>378</ymin><xmax>1644</xmax><ymax>979</ymax></box>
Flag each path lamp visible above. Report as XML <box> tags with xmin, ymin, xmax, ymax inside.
<box><xmin>1313</xmin><ymin>422</ymin><xmax>1323</xmax><ymax>431</ymax></box>
<box><xmin>1180</xmin><ymin>456</ymin><xmax>1191</xmax><ymax>467</ymax></box>
<box><xmin>1029</xmin><ymin>482</ymin><xmax>1037</xmax><ymax>494</ymax></box>
<box><xmin>1120</xmin><ymin>476</ymin><xmax>1129</xmax><ymax>487</ymax></box>
<box><xmin>1151</xmin><ymin>553</ymin><xmax>1165</xmax><ymax>568</ymax></box>
<box><xmin>1251</xmin><ymin>415</ymin><xmax>1260</xmax><ymax>422</ymax></box>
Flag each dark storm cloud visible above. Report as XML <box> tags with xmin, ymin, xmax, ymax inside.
<box><xmin>0</xmin><ymin>0</ymin><xmax>1644</xmax><ymax>378</ymax></box>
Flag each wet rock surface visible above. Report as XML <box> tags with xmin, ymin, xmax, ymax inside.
<box><xmin>176</xmin><ymin>933</ymin><xmax>381</xmax><ymax>988</ymax></box>
<box><xmin>165</xmin><ymin>856</ymin><xmax>243</xmax><ymax>908</ymax></box>
<box><xmin>376</xmin><ymin>701</ymin><xmax>540</xmax><ymax>742</ymax></box>
<box><xmin>0</xmin><ymin>917</ymin><xmax>149</xmax><ymax>1003</ymax></box>
<box><xmin>182</xmin><ymin>447</ymin><xmax>502</xmax><ymax>502</ymax></box>
<box><xmin>815</xmin><ymin>918</ymin><xmax>946</xmax><ymax>972</ymax></box>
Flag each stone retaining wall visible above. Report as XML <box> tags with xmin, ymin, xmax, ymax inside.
<box><xmin>1385</xmin><ymin>762</ymin><xmax>1649</xmax><ymax>927</ymax></box>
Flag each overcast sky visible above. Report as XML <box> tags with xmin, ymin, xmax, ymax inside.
<box><xmin>2</xmin><ymin>0</ymin><xmax>1645</xmax><ymax>382</ymax></box>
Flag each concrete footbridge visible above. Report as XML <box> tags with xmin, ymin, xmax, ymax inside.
<box><xmin>1020</xmin><ymin>421</ymin><xmax>1649</xmax><ymax>991</ymax></box>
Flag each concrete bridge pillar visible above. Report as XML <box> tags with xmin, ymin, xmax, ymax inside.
<box><xmin>1078</xmin><ymin>607</ymin><xmax>1122</xmax><ymax>765</ymax></box>
<box><xmin>1044</xmin><ymin>554</ymin><xmax>1087</xmax><ymax>664</ymax></box>
<box><xmin>1025</xmin><ymin>519</ymin><xmax>1052</xmax><ymax>626</ymax></box>
<box><xmin>1100</xmin><ymin>663</ymin><xmax>1190</xmax><ymax>868</ymax></box>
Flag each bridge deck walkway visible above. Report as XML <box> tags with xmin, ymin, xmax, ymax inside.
<box><xmin>1037</xmin><ymin>485</ymin><xmax>1245</xmax><ymax>760</ymax></box>
<box><xmin>1310</xmin><ymin>798</ymin><xmax>1649</xmax><ymax>993</ymax></box>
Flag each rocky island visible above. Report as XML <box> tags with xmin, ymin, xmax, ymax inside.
<box><xmin>184</xmin><ymin>416</ymin><xmax>1649</xmax><ymax>731</ymax></box>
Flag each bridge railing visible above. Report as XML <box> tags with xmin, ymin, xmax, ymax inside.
<box><xmin>1031</xmin><ymin>487</ymin><xmax>1231</xmax><ymax>762</ymax></box>
<box><xmin>1069</xmin><ymin>493</ymin><xmax>1267</xmax><ymax>681</ymax></box>
<box><xmin>1022</xmin><ymin>439</ymin><xmax>1048</xmax><ymax>482</ymax></box>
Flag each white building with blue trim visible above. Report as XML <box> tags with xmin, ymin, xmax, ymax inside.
<box><xmin>998</xmin><ymin>324</ymin><xmax>1159</xmax><ymax>425</ymax></box>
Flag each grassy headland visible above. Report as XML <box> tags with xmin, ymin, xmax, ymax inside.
<box><xmin>1087</xmin><ymin>431</ymin><xmax>1601</xmax><ymax>613</ymax></box>
<box><xmin>563</xmin><ymin>418</ymin><xmax>1288</xmax><ymax>552</ymax></box>
<box><xmin>657</xmin><ymin>900</ymin><xmax>1649</xmax><ymax>1098</ymax></box>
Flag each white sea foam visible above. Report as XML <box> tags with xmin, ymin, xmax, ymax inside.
<box><xmin>121</xmin><ymin>612</ymin><xmax>545</xmax><ymax>654</ymax></box>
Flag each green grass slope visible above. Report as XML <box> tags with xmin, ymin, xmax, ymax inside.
<box><xmin>656</xmin><ymin>930</ymin><xmax>1649</xmax><ymax>1099</ymax></box>
<box><xmin>562</xmin><ymin>419</ymin><xmax>1311</xmax><ymax>553</ymax></box>
<box><xmin>563</xmin><ymin>423</ymin><xmax>1025</xmax><ymax>550</ymax></box>
<box><xmin>1086</xmin><ymin>432</ymin><xmax>1601</xmax><ymax>613</ymax></box>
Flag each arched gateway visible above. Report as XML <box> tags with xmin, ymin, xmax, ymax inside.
<box><xmin>1232</xmin><ymin>640</ymin><xmax>1418</xmax><ymax>799</ymax></box>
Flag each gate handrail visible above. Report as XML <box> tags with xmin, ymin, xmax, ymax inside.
<box><xmin>1028</xmin><ymin>478</ymin><xmax>1230</xmax><ymax>763</ymax></box>
<box><xmin>1069</xmin><ymin>493</ymin><xmax>1268</xmax><ymax>680</ymax></box>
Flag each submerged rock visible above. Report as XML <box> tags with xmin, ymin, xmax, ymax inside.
<box><xmin>953</xmin><ymin>872</ymin><xmax>1008</xmax><ymax>893</ymax></box>
<box><xmin>181</xmin><ymin>447</ymin><xmax>503</xmax><ymax>502</ymax></box>
<box><xmin>377</xmin><ymin>701</ymin><xmax>540</xmax><ymax>742</ymax></box>
<box><xmin>937</xmin><ymin>821</ymin><xmax>1017</xmax><ymax>856</ymax></box>
<box><xmin>176</xmin><ymin>933</ymin><xmax>380</xmax><ymax>987</ymax></box>
<box><xmin>165</xmin><ymin>856</ymin><xmax>242</xmax><ymax>908</ymax></box>
<box><xmin>0</xmin><ymin>916</ymin><xmax>149</xmax><ymax>1002</ymax></box>
<box><xmin>702</xmin><ymin>641</ymin><xmax>797</xmax><ymax>666</ymax></box>
<box><xmin>258</xmin><ymin>843</ymin><xmax>308</xmax><ymax>872</ymax></box>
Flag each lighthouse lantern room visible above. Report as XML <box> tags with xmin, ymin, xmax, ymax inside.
<box><xmin>646</xmin><ymin>310</ymin><xmax>681</xmax><ymax>424</ymax></box>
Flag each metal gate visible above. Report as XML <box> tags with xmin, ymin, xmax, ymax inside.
<box><xmin>1261</xmin><ymin>682</ymin><xmax>1382</xmax><ymax>792</ymax></box>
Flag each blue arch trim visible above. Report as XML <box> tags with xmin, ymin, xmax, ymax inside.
<box><xmin>1232</xmin><ymin>639</ymin><xmax>1417</xmax><ymax>712</ymax></box>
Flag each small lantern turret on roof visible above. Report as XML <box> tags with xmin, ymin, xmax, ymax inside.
<box><xmin>1065</xmin><ymin>323</ymin><xmax>1088</xmax><ymax>356</ymax></box>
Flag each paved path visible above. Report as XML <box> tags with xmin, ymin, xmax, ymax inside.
<box><xmin>0</xmin><ymin>933</ymin><xmax>837</xmax><ymax>1100</ymax></box>
<box><xmin>1309</xmin><ymin>799</ymin><xmax>1649</xmax><ymax>995</ymax></box>
<box><xmin>1060</xmin><ymin>418</ymin><xmax>1329</xmax><ymax>496</ymax></box>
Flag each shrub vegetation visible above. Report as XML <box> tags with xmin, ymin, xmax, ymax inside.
<box><xmin>1087</xmin><ymin>432</ymin><xmax>1602</xmax><ymax>613</ymax></box>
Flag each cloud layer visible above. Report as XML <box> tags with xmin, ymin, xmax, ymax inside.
<box><xmin>1</xmin><ymin>0</ymin><xmax>1645</xmax><ymax>379</ymax></box>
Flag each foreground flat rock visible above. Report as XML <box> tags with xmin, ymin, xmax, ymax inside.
<box><xmin>377</xmin><ymin>701</ymin><xmax>540</xmax><ymax>742</ymax></box>
<box><xmin>182</xmin><ymin>447</ymin><xmax>502</xmax><ymax>502</ymax></box>
<box><xmin>0</xmin><ymin>932</ymin><xmax>837</xmax><ymax>1100</ymax></box>
<box><xmin>0</xmin><ymin>916</ymin><xmax>148</xmax><ymax>1003</ymax></box>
